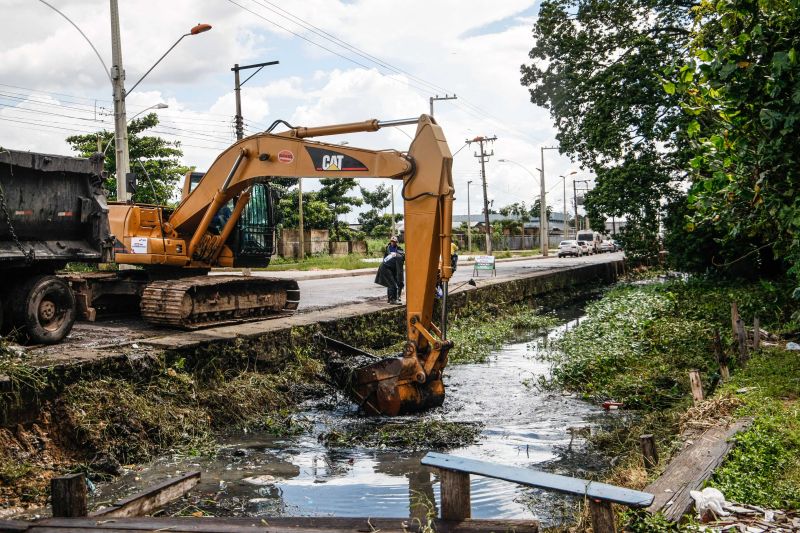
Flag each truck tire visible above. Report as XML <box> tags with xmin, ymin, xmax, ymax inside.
<box><xmin>11</xmin><ymin>275</ymin><xmax>76</xmax><ymax>344</ymax></box>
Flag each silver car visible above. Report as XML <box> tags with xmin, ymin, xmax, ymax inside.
<box><xmin>558</xmin><ymin>240</ymin><xmax>582</xmax><ymax>257</ymax></box>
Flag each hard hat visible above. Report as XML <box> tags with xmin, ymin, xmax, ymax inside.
<box><xmin>390</xmin><ymin>236</ymin><xmax>398</xmax><ymax>242</ymax></box>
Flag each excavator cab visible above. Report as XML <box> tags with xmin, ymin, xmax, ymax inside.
<box><xmin>183</xmin><ymin>172</ymin><xmax>277</xmax><ymax>268</ymax></box>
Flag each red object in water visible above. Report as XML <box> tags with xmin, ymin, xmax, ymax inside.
<box><xmin>602</xmin><ymin>401</ymin><xmax>624</xmax><ymax>410</ymax></box>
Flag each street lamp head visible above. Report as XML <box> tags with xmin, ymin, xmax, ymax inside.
<box><xmin>498</xmin><ymin>158</ymin><xmax>508</xmax><ymax>162</ymax></box>
<box><xmin>190</xmin><ymin>23</ymin><xmax>212</xmax><ymax>35</ymax></box>
<box><xmin>154</xmin><ymin>103</ymin><xmax>169</xmax><ymax>109</ymax></box>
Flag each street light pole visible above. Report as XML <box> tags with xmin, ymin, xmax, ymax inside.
<box><xmin>109</xmin><ymin>1</ymin><xmax>211</xmax><ymax>202</ymax></box>
<box><xmin>467</xmin><ymin>180</ymin><xmax>473</xmax><ymax>251</ymax></box>
<box><xmin>559</xmin><ymin>171</ymin><xmax>577</xmax><ymax>238</ymax></box>
<box><xmin>110</xmin><ymin>0</ymin><xmax>130</xmax><ymax>202</ymax></box>
<box><xmin>539</xmin><ymin>146</ymin><xmax>559</xmax><ymax>256</ymax></box>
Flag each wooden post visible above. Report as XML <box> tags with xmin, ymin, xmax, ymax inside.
<box><xmin>588</xmin><ymin>499</ymin><xmax>616</xmax><ymax>533</ymax></box>
<box><xmin>713</xmin><ymin>330</ymin><xmax>729</xmax><ymax>381</ymax></box>
<box><xmin>731</xmin><ymin>302</ymin><xmax>739</xmax><ymax>340</ymax></box>
<box><xmin>736</xmin><ymin>318</ymin><xmax>749</xmax><ymax>365</ymax></box>
<box><xmin>689</xmin><ymin>370</ymin><xmax>704</xmax><ymax>405</ymax></box>
<box><xmin>439</xmin><ymin>469</ymin><xmax>471</xmax><ymax>520</ymax></box>
<box><xmin>51</xmin><ymin>473</ymin><xmax>87</xmax><ymax>517</ymax></box>
<box><xmin>640</xmin><ymin>434</ymin><xmax>659</xmax><ymax>471</ymax></box>
<box><xmin>753</xmin><ymin>317</ymin><xmax>761</xmax><ymax>350</ymax></box>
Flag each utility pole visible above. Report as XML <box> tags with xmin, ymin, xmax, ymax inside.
<box><xmin>467</xmin><ymin>180</ymin><xmax>473</xmax><ymax>251</ymax></box>
<box><xmin>466</xmin><ymin>136</ymin><xmax>497</xmax><ymax>254</ymax></box>
<box><xmin>110</xmin><ymin>0</ymin><xmax>130</xmax><ymax>202</ymax></box>
<box><xmin>429</xmin><ymin>94</ymin><xmax>457</xmax><ymax>116</ymax></box>
<box><xmin>540</xmin><ymin>146</ymin><xmax>558</xmax><ymax>256</ymax></box>
<box><xmin>232</xmin><ymin>60</ymin><xmax>280</xmax><ymax>140</ymax></box>
<box><xmin>297</xmin><ymin>178</ymin><xmax>305</xmax><ymax>260</ymax></box>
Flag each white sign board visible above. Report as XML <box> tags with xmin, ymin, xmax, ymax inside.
<box><xmin>130</xmin><ymin>237</ymin><xmax>148</xmax><ymax>254</ymax></box>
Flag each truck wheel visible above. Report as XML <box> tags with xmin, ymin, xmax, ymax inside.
<box><xmin>12</xmin><ymin>275</ymin><xmax>76</xmax><ymax>344</ymax></box>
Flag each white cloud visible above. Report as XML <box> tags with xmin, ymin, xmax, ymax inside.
<box><xmin>0</xmin><ymin>0</ymin><xmax>590</xmax><ymax>220</ymax></box>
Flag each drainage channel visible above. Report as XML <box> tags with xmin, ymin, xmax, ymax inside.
<box><xmin>91</xmin><ymin>303</ymin><xmax>623</xmax><ymax>527</ymax></box>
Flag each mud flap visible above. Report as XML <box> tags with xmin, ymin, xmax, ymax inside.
<box><xmin>319</xmin><ymin>335</ymin><xmax>445</xmax><ymax>416</ymax></box>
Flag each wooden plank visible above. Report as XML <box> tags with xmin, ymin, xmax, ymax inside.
<box><xmin>753</xmin><ymin>317</ymin><xmax>760</xmax><ymax>349</ymax></box>
<box><xmin>422</xmin><ymin>452</ymin><xmax>653</xmax><ymax>507</ymax></box>
<box><xmin>440</xmin><ymin>470</ymin><xmax>471</xmax><ymax>520</ymax></box>
<box><xmin>51</xmin><ymin>474</ymin><xmax>88</xmax><ymax>518</ymax></box>
<box><xmin>30</xmin><ymin>517</ymin><xmax>539</xmax><ymax>533</ymax></box>
<box><xmin>645</xmin><ymin>417</ymin><xmax>753</xmax><ymax>523</ymax></box>
<box><xmin>0</xmin><ymin>520</ymin><xmax>31</xmax><ymax>533</ymax></box>
<box><xmin>91</xmin><ymin>471</ymin><xmax>200</xmax><ymax>518</ymax></box>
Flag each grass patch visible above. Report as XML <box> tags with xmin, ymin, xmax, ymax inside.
<box><xmin>321</xmin><ymin>419</ymin><xmax>483</xmax><ymax>450</ymax></box>
<box><xmin>266</xmin><ymin>253</ymin><xmax>373</xmax><ymax>271</ymax></box>
<box><xmin>545</xmin><ymin>277</ymin><xmax>796</xmax><ymax>409</ymax></box>
<box><xmin>706</xmin><ymin>347</ymin><xmax>800</xmax><ymax>508</ymax></box>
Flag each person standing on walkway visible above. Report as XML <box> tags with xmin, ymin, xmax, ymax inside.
<box><xmin>376</xmin><ymin>236</ymin><xmax>405</xmax><ymax>304</ymax></box>
<box><xmin>450</xmin><ymin>241</ymin><xmax>458</xmax><ymax>273</ymax></box>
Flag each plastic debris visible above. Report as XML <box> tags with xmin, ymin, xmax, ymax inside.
<box><xmin>786</xmin><ymin>342</ymin><xmax>800</xmax><ymax>350</ymax></box>
<box><xmin>691</xmin><ymin>487</ymin><xmax>730</xmax><ymax>521</ymax></box>
<box><xmin>602</xmin><ymin>400</ymin><xmax>624</xmax><ymax>410</ymax></box>
<box><xmin>242</xmin><ymin>475</ymin><xmax>276</xmax><ymax>485</ymax></box>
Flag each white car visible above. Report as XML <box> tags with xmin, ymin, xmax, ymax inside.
<box><xmin>558</xmin><ymin>240</ymin><xmax>582</xmax><ymax>257</ymax></box>
<box><xmin>576</xmin><ymin>240</ymin><xmax>591</xmax><ymax>255</ymax></box>
<box><xmin>598</xmin><ymin>240</ymin><xmax>615</xmax><ymax>253</ymax></box>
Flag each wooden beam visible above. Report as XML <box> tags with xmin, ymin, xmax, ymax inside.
<box><xmin>92</xmin><ymin>471</ymin><xmax>200</xmax><ymax>518</ymax></box>
<box><xmin>50</xmin><ymin>474</ymin><xmax>87</xmax><ymax>518</ymax></box>
<box><xmin>736</xmin><ymin>318</ymin><xmax>749</xmax><ymax>365</ymax></box>
<box><xmin>645</xmin><ymin>417</ymin><xmax>753</xmax><ymax>522</ymax></box>
<box><xmin>753</xmin><ymin>317</ymin><xmax>761</xmax><ymax>349</ymax></box>
<box><xmin>639</xmin><ymin>434</ymin><xmax>659</xmax><ymax>471</ymax></box>
<box><xmin>24</xmin><ymin>516</ymin><xmax>540</xmax><ymax>533</ymax></box>
<box><xmin>588</xmin><ymin>499</ymin><xmax>615</xmax><ymax>533</ymax></box>
<box><xmin>440</xmin><ymin>470</ymin><xmax>471</xmax><ymax>520</ymax></box>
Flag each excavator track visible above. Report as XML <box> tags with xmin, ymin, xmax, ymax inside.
<box><xmin>140</xmin><ymin>275</ymin><xmax>300</xmax><ymax>329</ymax></box>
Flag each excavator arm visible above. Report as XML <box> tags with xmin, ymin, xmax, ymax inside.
<box><xmin>109</xmin><ymin>115</ymin><xmax>454</xmax><ymax>415</ymax></box>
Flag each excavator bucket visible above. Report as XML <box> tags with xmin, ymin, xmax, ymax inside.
<box><xmin>320</xmin><ymin>335</ymin><xmax>447</xmax><ymax>416</ymax></box>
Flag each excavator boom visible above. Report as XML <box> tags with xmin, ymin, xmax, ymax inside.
<box><xmin>108</xmin><ymin>115</ymin><xmax>454</xmax><ymax>415</ymax></box>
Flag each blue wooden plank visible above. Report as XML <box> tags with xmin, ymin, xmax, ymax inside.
<box><xmin>421</xmin><ymin>452</ymin><xmax>653</xmax><ymax>508</ymax></box>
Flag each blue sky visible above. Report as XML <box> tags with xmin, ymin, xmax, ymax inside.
<box><xmin>0</xmin><ymin>0</ymin><xmax>587</xmax><ymax>220</ymax></box>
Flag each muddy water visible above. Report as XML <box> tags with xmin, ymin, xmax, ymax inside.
<box><xmin>93</xmin><ymin>306</ymin><xmax>621</xmax><ymax>526</ymax></box>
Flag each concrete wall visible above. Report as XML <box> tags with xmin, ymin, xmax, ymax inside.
<box><xmin>278</xmin><ymin>229</ymin><xmax>330</xmax><ymax>258</ymax></box>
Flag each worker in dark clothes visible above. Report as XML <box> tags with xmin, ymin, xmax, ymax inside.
<box><xmin>376</xmin><ymin>236</ymin><xmax>404</xmax><ymax>304</ymax></box>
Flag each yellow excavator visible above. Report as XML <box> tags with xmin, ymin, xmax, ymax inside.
<box><xmin>101</xmin><ymin>114</ymin><xmax>455</xmax><ymax>415</ymax></box>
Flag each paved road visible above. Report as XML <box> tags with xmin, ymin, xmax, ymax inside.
<box><xmin>258</xmin><ymin>252</ymin><xmax>624</xmax><ymax>311</ymax></box>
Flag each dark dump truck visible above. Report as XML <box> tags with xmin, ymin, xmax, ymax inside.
<box><xmin>0</xmin><ymin>148</ymin><xmax>113</xmax><ymax>344</ymax></box>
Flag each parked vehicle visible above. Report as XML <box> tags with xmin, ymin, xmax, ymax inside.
<box><xmin>575</xmin><ymin>230</ymin><xmax>602</xmax><ymax>253</ymax></box>
<box><xmin>598</xmin><ymin>240</ymin><xmax>615</xmax><ymax>253</ymax></box>
<box><xmin>576</xmin><ymin>240</ymin><xmax>591</xmax><ymax>255</ymax></box>
<box><xmin>558</xmin><ymin>240</ymin><xmax>582</xmax><ymax>257</ymax></box>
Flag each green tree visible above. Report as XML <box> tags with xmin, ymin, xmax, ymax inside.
<box><xmin>360</xmin><ymin>184</ymin><xmax>392</xmax><ymax>212</ymax></box>
<box><xmin>278</xmin><ymin>188</ymin><xmax>333</xmax><ymax>230</ymax></box>
<box><xmin>520</xmin><ymin>0</ymin><xmax>694</xmax><ymax>260</ymax></box>
<box><xmin>317</xmin><ymin>178</ymin><xmax>362</xmax><ymax>240</ymax></box>
<box><xmin>529</xmin><ymin>199</ymin><xmax>554</xmax><ymax>222</ymax></box>
<box><xmin>66</xmin><ymin>113</ymin><xmax>189</xmax><ymax>204</ymax></box>
<box><xmin>670</xmin><ymin>0</ymin><xmax>800</xmax><ymax>282</ymax></box>
<box><xmin>499</xmin><ymin>202</ymin><xmax>530</xmax><ymax>237</ymax></box>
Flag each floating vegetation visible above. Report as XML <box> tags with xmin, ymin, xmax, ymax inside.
<box><xmin>321</xmin><ymin>419</ymin><xmax>483</xmax><ymax>450</ymax></box>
